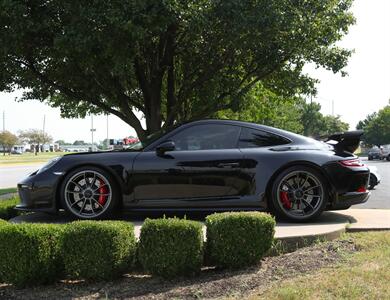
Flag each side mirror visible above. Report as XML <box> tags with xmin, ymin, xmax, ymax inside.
<box><xmin>156</xmin><ymin>140</ymin><xmax>175</xmax><ymax>155</ymax></box>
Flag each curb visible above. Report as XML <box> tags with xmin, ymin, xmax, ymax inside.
<box><xmin>275</xmin><ymin>227</ymin><xmax>346</xmax><ymax>252</ymax></box>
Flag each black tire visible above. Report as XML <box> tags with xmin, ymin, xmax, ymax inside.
<box><xmin>269</xmin><ymin>166</ymin><xmax>329</xmax><ymax>222</ymax></box>
<box><xmin>60</xmin><ymin>166</ymin><xmax>120</xmax><ymax>220</ymax></box>
<box><xmin>387</xmin><ymin>155</ymin><xmax>390</xmax><ymax>161</ymax></box>
<box><xmin>368</xmin><ymin>174</ymin><xmax>377</xmax><ymax>190</ymax></box>
<box><xmin>368</xmin><ymin>156</ymin><xmax>373</xmax><ymax>161</ymax></box>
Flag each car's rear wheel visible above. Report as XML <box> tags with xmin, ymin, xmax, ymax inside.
<box><xmin>270</xmin><ymin>166</ymin><xmax>328</xmax><ymax>222</ymax></box>
<box><xmin>60</xmin><ymin>166</ymin><xmax>119</xmax><ymax>219</ymax></box>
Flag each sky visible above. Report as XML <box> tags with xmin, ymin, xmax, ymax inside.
<box><xmin>0</xmin><ymin>0</ymin><xmax>389</xmax><ymax>143</ymax></box>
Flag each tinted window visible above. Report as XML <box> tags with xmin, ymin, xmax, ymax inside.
<box><xmin>239</xmin><ymin>127</ymin><xmax>290</xmax><ymax>148</ymax></box>
<box><xmin>170</xmin><ymin>124</ymin><xmax>241</xmax><ymax>151</ymax></box>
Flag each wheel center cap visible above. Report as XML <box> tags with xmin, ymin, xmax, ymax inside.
<box><xmin>84</xmin><ymin>189</ymin><xmax>93</xmax><ymax>198</ymax></box>
<box><xmin>294</xmin><ymin>190</ymin><xmax>304</xmax><ymax>199</ymax></box>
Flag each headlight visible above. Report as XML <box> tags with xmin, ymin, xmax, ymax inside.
<box><xmin>37</xmin><ymin>156</ymin><xmax>62</xmax><ymax>174</ymax></box>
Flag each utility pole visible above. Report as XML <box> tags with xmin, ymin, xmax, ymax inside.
<box><xmin>106</xmin><ymin>114</ymin><xmax>109</xmax><ymax>150</ymax></box>
<box><xmin>42</xmin><ymin>115</ymin><xmax>46</xmax><ymax>133</ymax></box>
<box><xmin>90</xmin><ymin>115</ymin><xmax>96</xmax><ymax>152</ymax></box>
<box><xmin>2</xmin><ymin>110</ymin><xmax>4</xmax><ymax>132</ymax></box>
<box><xmin>332</xmin><ymin>100</ymin><xmax>335</xmax><ymax>116</ymax></box>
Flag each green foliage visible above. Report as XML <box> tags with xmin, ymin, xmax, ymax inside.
<box><xmin>138</xmin><ymin>218</ymin><xmax>203</xmax><ymax>278</ymax></box>
<box><xmin>301</xmin><ymin>102</ymin><xmax>349</xmax><ymax>137</ymax></box>
<box><xmin>0</xmin><ymin>0</ymin><xmax>355</xmax><ymax>139</ymax></box>
<box><xmin>18</xmin><ymin>129</ymin><xmax>52</xmax><ymax>147</ymax></box>
<box><xmin>0</xmin><ymin>130</ymin><xmax>18</xmax><ymax>155</ymax></box>
<box><xmin>0</xmin><ymin>223</ymin><xmax>64</xmax><ymax>286</ymax></box>
<box><xmin>358</xmin><ymin>106</ymin><xmax>390</xmax><ymax>146</ymax></box>
<box><xmin>217</xmin><ymin>84</ymin><xmax>349</xmax><ymax>137</ymax></box>
<box><xmin>206</xmin><ymin>212</ymin><xmax>275</xmax><ymax>268</ymax></box>
<box><xmin>61</xmin><ymin>221</ymin><xmax>136</xmax><ymax>280</ymax></box>
<box><xmin>0</xmin><ymin>219</ymin><xmax>8</xmax><ymax>225</ymax></box>
<box><xmin>217</xmin><ymin>84</ymin><xmax>304</xmax><ymax>134</ymax></box>
<box><xmin>0</xmin><ymin>197</ymin><xmax>20</xmax><ymax>220</ymax></box>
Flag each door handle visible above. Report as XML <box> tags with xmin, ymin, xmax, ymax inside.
<box><xmin>217</xmin><ymin>162</ymin><xmax>240</xmax><ymax>168</ymax></box>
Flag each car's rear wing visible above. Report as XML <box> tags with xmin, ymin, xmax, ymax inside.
<box><xmin>325</xmin><ymin>130</ymin><xmax>363</xmax><ymax>153</ymax></box>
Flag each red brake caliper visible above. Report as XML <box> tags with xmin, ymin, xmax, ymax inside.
<box><xmin>280</xmin><ymin>191</ymin><xmax>292</xmax><ymax>209</ymax></box>
<box><xmin>98</xmin><ymin>179</ymin><xmax>108</xmax><ymax>205</ymax></box>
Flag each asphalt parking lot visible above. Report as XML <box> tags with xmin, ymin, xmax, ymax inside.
<box><xmin>359</xmin><ymin>157</ymin><xmax>390</xmax><ymax>209</ymax></box>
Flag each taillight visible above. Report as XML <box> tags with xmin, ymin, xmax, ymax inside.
<box><xmin>339</xmin><ymin>158</ymin><xmax>365</xmax><ymax>167</ymax></box>
<box><xmin>356</xmin><ymin>186</ymin><xmax>367</xmax><ymax>193</ymax></box>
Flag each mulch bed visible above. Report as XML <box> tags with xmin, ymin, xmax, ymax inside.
<box><xmin>0</xmin><ymin>238</ymin><xmax>358</xmax><ymax>300</ymax></box>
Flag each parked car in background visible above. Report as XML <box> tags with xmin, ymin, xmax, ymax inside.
<box><xmin>368</xmin><ymin>166</ymin><xmax>381</xmax><ymax>190</ymax></box>
<box><xmin>379</xmin><ymin>146</ymin><xmax>390</xmax><ymax>161</ymax></box>
<box><xmin>368</xmin><ymin>147</ymin><xmax>381</xmax><ymax>160</ymax></box>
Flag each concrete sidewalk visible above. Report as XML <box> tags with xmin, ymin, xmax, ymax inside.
<box><xmin>10</xmin><ymin>209</ymin><xmax>390</xmax><ymax>246</ymax></box>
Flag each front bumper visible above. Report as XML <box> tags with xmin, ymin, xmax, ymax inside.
<box><xmin>16</xmin><ymin>170</ymin><xmax>60</xmax><ymax>213</ymax></box>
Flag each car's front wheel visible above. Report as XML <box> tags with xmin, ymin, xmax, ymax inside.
<box><xmin>60</xmin><ymin>166</ymin><xmax>119</xmax><ymax>219</ymax></box>
<box><xmin>270</xmin><ymin>166</ymin><xmax>328</xmax><ymax>222</ymax></box>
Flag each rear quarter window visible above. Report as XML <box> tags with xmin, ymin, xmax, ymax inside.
<box><xmin>239</xmin><ymin>127</ymin><xmax>291</xmax><ymax>148</ymax></box>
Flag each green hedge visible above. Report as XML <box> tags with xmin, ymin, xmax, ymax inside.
<box><xmin>0</xmin><ymin>197</ymin><xmax>20</xmax><ymax>220</ymax></box>
<box><xmin>61</xmin><ymin>221</ymin><xmax>136</xmax><ymax>280</ymax></box>
<box><xmin>0</xmin><ymin>219</ymin><xmax>8</xmax><ymax>225</ymax></box>
<box><xmin>206</xmin><ymin>212</ymin><xmax>275</xmax><ymax>268</ymax></box>
<box><xmin>138</xmin><ymin>218</ymin><xmax>203</xmax><ymax>278</ymax></box>
<box><xmin>0</xmin><ymin>223</ymin><xmax>64</xmax><ymax>286</ymax></box>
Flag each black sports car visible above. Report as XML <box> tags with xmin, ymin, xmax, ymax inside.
<box><xmin>17</xmin><ymin>119</ymin><xmax>370</xmax><ymax>222</ymax></box>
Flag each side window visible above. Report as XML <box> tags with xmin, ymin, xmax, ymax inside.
<box><xmin>170</xmin><ymin>124</ymin><xmax>241</xmax><ymax>151</ymax></box>
<box><xmin>239</xmin><ymin>127</ymin><xmax>290</xmax><ymax>148</ymax></box>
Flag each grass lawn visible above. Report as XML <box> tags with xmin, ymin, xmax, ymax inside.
<box><xmin>251</xmin><ymin>231</ymin><xmax>390</xmax><ymax>300</ymax></box>
<box><xmin>0</xmin><ymin>152</ymin><xmax>66</xmax><ymax>166</ymax></box>
<box><xmin>0</xmin><ymin>188</ymin><xmax>17</xmax><ymax>196</ymax></box>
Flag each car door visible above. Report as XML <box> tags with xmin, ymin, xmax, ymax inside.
<box><xmin>131</xmin><ymin>123</ymin><xmax>251</xmax><ymax>208</ymax></box>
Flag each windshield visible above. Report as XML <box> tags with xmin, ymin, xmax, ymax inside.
<box><xmin>128</xmin><ymin>124</ymin><xmax>180</xmax><ymax>151</ymax></box>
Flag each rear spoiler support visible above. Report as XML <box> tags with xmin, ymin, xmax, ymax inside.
<box><xmin>325</xmin><ymin>130</ymin><xmax>363</xmax><ymax>154</ymax></box>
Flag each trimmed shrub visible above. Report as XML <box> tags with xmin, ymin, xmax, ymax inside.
<box><xmin>0</xmin><ymin>197</ymin><xmax>20</xmax><ymax>220</ymax></box>
<box><xmin>206</xmin><ymin>212</ymin><xmax>275</xmax><ymax>268</ymax></box>
<box><xmin>61</xmin><ymin>221</ymin><xmax>136</xmax><ymax>280</ymax></box>
<box><xmin>0</xmin><ymin>219</ymin><xmax>8</xmax><ymax>225</ymax></box>
<box><xmin>0</xmin><ymin>223</ymin><xmax>64</xmax><ymax>286</ymax></box>
<box><xmin>138</xmin><ymin>218</ymin><xmax>203</xmax><ymax>278</ymax></box>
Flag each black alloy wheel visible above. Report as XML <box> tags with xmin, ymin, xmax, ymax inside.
<box><xmin>60</xmin><ymin>166</ymin><xmax>119</xmax><ymax>219</ymax></box>
<box><xmin>270</xmin><ymin>166</ymin><xmax>328</xmax><ymax>222</ymax></box>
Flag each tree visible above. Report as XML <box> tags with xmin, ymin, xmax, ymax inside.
<box><xmin>0</xmin><ymin>131</ymin><xmax>18</xmax><ymax>155</ymax></box>
<box><xmin>0</xmin><ymin>0</ymin><xmax>355</xmax><ymax>140</ymax></box>
<box><xmin>55</xmin><ymin>139</ymin><xmax>66</xmax><ymax>145</ymax></box>
<box><xmin>300</xmin><ymin>102</ymin><xmax>348</xmax><ymax>137</ymax></box>
<box><xmin>319</xmin><ymin>115</ymin><xmax>349</xmax><ymax>136</ymax></box>
<box><xmin>19</xmin><ymin>129</ymin><xmax>52</xmax><ymax>155</ymax></box>
<box><xmin>358</xmin><ymin>106</ymin><xmax>390</xmax><ymax>147</ymax></box>
<box><xmin>73</xmin><ymin>140</ymin><xmax>86</xmax><ymax>146</ymax></box>
<box><xmin>356</xmin><ymin>112</ymin><xmax>377</xmax><ymax>130</ymax></box>
<box><xmin>217</xmin><ymin>84</ymin><xmax>304</xmax><ymax>134</ymax></box>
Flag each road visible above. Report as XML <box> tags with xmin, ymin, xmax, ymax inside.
<box><xmin>0</xmin><ymin>164</ymin><xmax>41</xmax><ymax>188</ymax></box>
<box><xmin>358</xmin><ymin>158</ymin><xmax>390</xmax><ymax>209</ymax></box>
<box><xmin>0</xmin><ymin>158</ymin><xmax>388</xmax><ymax>208</ymax></box>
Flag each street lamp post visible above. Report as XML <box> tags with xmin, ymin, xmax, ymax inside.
<box><xmin>90</xmin><ymin>115</ymin><xmax>96</xmax><ymax>152</ymax></box>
